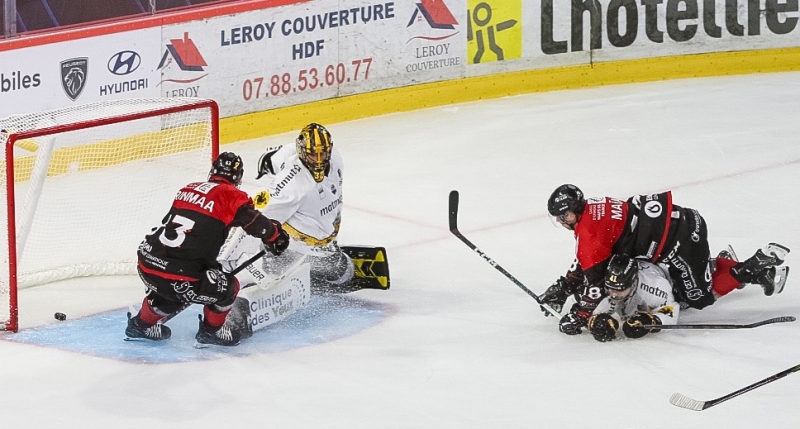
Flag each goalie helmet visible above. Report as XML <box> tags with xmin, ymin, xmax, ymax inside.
<box><xmin>296</xmin><ymin>123</ymin><xmax>332</xmax><ymax>183</ymax></box>
<box><xmin>604</xmin><ymin>255</ymin><xmax>639</xmax><ymax>302</ymax></box>
<box><xmin>547</xmin><ymin>184</ymin><xmax>585</xmax><ymax>217</ymax></box>
<box><xmin>209</xmin><ymin>152</ymin><xmax>244</xmax><ymax>187</ymax></box>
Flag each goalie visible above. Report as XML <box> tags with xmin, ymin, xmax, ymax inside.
<box><xmin>221</xmin><ymin>123</ymin><xmax>389</xmax><ymax>294</ymax></box>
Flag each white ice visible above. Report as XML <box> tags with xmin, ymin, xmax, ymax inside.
<box><xmin>2</xmin><ymin>72</ymin><xmax>799</xmax><ymax>428</ymax></box>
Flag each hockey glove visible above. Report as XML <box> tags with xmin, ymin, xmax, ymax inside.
<box><xmin>558</xmin><ymin>311</ymin><xmax>587</xmax><ymax>336</ymax></box>
<box><xmin>588</xmin><ymin>313</ymin><xmax>619</xmax><ymax>342</ymax></box>
<box><xmin>540</xmin><ymin>277</ymin><xmax>571</xmax><ymax>317</ymax></box>
<box><xmin>262</xmin><ymin>220</ymin><xmax>290</xmax><ymax>256</ymax></box>
<box><xmin>622</xmin><ymin>312</ymin><xmax>661</xmax><ymax>339</ymax></box>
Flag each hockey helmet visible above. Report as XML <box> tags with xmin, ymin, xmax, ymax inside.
<box><xmin>604</xmin><ymin>255</ymin><xmax>639</xmax><ymax>301</ymax></box>
<box><xmin>296</xmin><ymin>123</ymin><xmax>332</xmax><ymax>183</ymax></box>
<box><xmin>547</xmin><ymin>184</ymin><xmax>585</xmax><ymax>217</ymax></box>
<box><xmin>209</xmin><ymin>152</ymin><xmax>244</xmax><ymax>187</ymax></box>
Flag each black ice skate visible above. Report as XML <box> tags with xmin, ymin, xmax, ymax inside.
<box><xmin>223</xmin><ymin>296</ymin><xmax>253</xmax><ymax>340</ymax></box>
<box><xmin>756</xmin><ymin>265</ymin><xmax>790</xmax><ymax>296</ymax></box>
<box><xmin>730</xmin><ymin>243</ymin><xmax>790</xmax><ymax>284</ymax></box>
<box><xmin>195</xmin><ymin>315</ymin><xmax>241</xmax><ymax>347</ymax></box>
<box><xmin>125</xmin><ymin>312</ymin><xmax>171</xmax><ymax>341</ymax></box>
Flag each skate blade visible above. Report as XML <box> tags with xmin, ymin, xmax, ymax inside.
<box><xmin>193</xmin><ymin>341</ymin><xmax>240</xmax><ymax>349</ymax></box>
<box><xmin>775</xmin><ymin>266</ymin><xmax>790</xmax><ymax>295</ymax></box>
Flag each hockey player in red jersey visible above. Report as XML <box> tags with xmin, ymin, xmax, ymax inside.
<box><xmin>126</xmin><ymin>152</ymin><xmax>290</xmax><ymax>346</ymax></box>
<box><xmin>541</xmin><ymin>184</ymin><xmax>790</xmax><ymax>336</ymax></box>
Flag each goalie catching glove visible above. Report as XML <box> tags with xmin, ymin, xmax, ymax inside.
<box><xmin>588</xmin><ymin>313</ymin><xmax>619</xmax><ymax>342</ymax></box>
<box><xmin>622</xmin><ymin>312</ymin><xmax>662</xmax><ymax>339</ymax></box>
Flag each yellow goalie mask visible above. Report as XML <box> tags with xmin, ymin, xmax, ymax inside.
<box><xmin>296</xmin><ymin>123</ymin><xmax>332</xmax><ymax>183</ymax></box>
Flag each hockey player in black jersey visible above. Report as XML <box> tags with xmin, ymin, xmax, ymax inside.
<box><xmin>126</xmin><ymin>152</ymin><xmax>289</xmax><ymax>346</ymax></box>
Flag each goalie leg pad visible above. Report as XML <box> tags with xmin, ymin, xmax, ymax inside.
<box><xmin>341</xmin><ymin>246</ymin><xmax>390</xmax><ymax>290</ymax></box>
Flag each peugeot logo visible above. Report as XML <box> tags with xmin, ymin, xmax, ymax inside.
<box><xmin>107</xmin><ymin>50</ymin><xmax>141</xmax><ymax>75</ymax></box>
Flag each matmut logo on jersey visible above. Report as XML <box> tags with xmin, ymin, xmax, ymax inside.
<box><xmin>158</xmin><ymin>32</ymin><xmax>208</xmax><ymax>97</ymax></box>
<box><xmin>405</xmin><ymin>0</ymin><xmax>462</xmax><ymax>73</ymax></box>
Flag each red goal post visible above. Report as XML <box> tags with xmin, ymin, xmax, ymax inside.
<box><xmin>0</xmin><ymin>98</ymin><xmax>219</xmax><ymax>332</ymax></box>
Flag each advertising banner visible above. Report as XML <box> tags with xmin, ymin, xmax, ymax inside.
<box><xmin>0</xmin><ymin>28</ymin><xmax>161</xmax><ymax>118</ymax></box>
<box><xmin>0</xmin><ymin>0</ymin><xmax>797</xmax><ymax>119</ymax></box>
<box><xmin>159</xmin><ymin>0</ymin><xmax>468</xmax><ymax>117</ymax></box>
<box><xmin>469</xmin><ymin>0</ymin><xmax>800</xmax><ymax>76</ymax></box>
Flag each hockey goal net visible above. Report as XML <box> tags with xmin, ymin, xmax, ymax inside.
<box><xmin>0</xmin><ymin>98</ymin><xmax>219</xmax><ymax>332</ymax></box>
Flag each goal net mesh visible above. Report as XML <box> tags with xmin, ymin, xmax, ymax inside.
<box><xmin>0</xmin><ymin>98</ymin><xmax>218</xmax><ymax>331</ymax></box>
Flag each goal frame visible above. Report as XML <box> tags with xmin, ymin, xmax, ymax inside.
<box><xmin>2</xmin><ymin>98</ymin><xmax>219</xmax><ymax>332</ymax></box>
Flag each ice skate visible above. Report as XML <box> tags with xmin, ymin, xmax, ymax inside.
<box><xmin>716</xmin><ymin>246</ymin><xmax>746</xmax><ymax>290</ymax></box>
<box><xmin>731</xmin><ymin>243</ymin><xmax>790</xmax><ymax>284</ymax></box>
<box><xmin>756</xmin><ymin>265</ymin><xmax>790</xmax><ymax>296</ymax></box>
<box><xmin>195</xmin><ymin>315</ymin><xmax>241</xmax><ymax>347</ymax></box>
<box><xmin>223</xmin><ymin>296</ymin><xmax>253</xmax><ymax>340</ymax></box>
<box><xmin>125</xmin><ymin>312</ymin><xmax>171</xmax><ymax>341</ymax></box>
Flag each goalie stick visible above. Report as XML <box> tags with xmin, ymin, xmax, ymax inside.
<box><xmin>670</xmin><ymin>363</ymin><xmax>800</xmax><ymax>411</ymax></box>
<box><xmin>640</xmin><ymin>316</ymin><xmax>796</xmax><ymax>330</ymax></box>
<box><xmin>448</xmin><ymin>190</ymin><xmax>563</xmax><ymax>319</ymax></box>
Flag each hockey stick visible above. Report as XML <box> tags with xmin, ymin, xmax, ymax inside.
<box><xmin>670</xmin><ymin>363</ymin><xmax>800</xmax><ymax>411</ymax></box>
<box><xmin>640</xmin><ymin>316</ymin><xmax>796</xmax><ymax>330</ymax></box>
<box><xmin>231</xmin><ymin>250</ymin><xmax>266</xmax><ymax>276</ymax></box>
<box><xmin>147</xmin><ymin>250</ymin><xmax>268</xmax><ymax>326</ymax></box>
<box><xmin>448</xmin><ymin>190</ymin><xmax>563</xmax><ymax>319</ymax></box>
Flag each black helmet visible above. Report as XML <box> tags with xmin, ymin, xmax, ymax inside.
<box><xmin>296</xmin><ymin>123</ymin><xmax>332</xmax><ymax>183</ymax></box>
<box><xmin>547</xmin><ymin>184</ymin><xmax>585</xmax><ymax>217</ymax></box>
<box><xmin>209</xmin><ymin>152</ymin><xmax>244</xmax><ymax>187</ymax></box>
<box><xmin>605</xmin><ymin>255</ymin><xmax>639</xmax><ymax>301</ymax></box>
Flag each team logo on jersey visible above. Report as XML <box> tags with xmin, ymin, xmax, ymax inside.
<box><xmin>644</xmin><ymin>201</ymin><xmax>662</xmax><ymax>218</ymax></box>
<box><xmin>60</xmin><ymin>57</ymin><xmax>88</xmax><ymax>101</ymax></box>
<box><xmin>253</xmin><ymin>190</ymin><xmax>270</xmax><ymax>209</ymax></box>
<box><xmin>172</xmin><ymin>281</ymin><xmax>191</xmax><ymax>294</ymax></box>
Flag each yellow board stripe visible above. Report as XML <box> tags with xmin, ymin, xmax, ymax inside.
<box><xmin>219</xmin><ymin>47</ymin><xmax>800</xmax><ymax>144</ymax></box>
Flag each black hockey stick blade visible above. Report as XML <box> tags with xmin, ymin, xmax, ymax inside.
<box><xmin>448</xmin><ymin>190</ymin><xmax>460</xmax><ymax>233</ymax></box>
<box><xmin>448</xmin><ymin>190</ymin><xmax>562</xmax><ymax>319</ymax></box>
<box><xmin>641</xmin><ymin>316</ymin><xmax>795</xmax><ymax>330</ymax></box>
<box><xmin>670</xmin><ymin>363</ymin><xmax>800</xmax><ymax>411</ymax></box>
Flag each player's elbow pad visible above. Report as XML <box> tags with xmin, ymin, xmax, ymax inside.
<box><xmin>243</xmin><ymin>213</ymin><xmax>275</xmax><ymax>239</ymax></box>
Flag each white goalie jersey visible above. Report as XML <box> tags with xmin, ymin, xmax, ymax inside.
<box><xmin>252</xmin><ymin>143</ymin><xmax>344</xmax><ymax>252</ymax></box>
<box><xmin>593</xmin><ymin>261</ymin><xmax>681</xmax><ymax>326</ymax></box>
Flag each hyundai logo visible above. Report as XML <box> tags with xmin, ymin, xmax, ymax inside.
<box><xmin>107</xmin><ymin>50</ymin><xmax>141</xmax><ymax>75</ymax></box>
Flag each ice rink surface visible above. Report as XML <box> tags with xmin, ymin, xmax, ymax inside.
<box><xmin>2</xmin><ymin>72</ymin><xmax>799</xmax><ymax>428</ymax></box>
